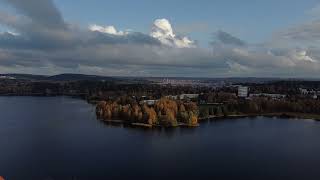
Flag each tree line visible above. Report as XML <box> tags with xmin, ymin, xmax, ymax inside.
<box><xmin>199</xmin><ymin>97</ymin><xmax>320</xmax><ymax>118</ymax></box>
<box><xmin>96</xmin><ymin>96</ymin><xmax>198</xmax><ymax>127</ymax></box>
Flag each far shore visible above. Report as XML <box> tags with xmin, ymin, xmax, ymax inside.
<box><xmin>199</xmin><ymin>112</ymin><xmax>320</xmax><ymax>122</ymax></box>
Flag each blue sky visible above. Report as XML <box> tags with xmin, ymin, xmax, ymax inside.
<box><xmin>1</xmin><ymin>0</ymin><xmax>320</xmax><ymax>77</ymax></box>
<box><xmin>54</xmin><ymin>0</ymin><xmax>319</xmax><ymax>45</ymax></box>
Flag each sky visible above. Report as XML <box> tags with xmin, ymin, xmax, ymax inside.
<box><xmin>0</xmin><ymin>0</ymin><xmax>320</xmax><ymax>77</ymax></box>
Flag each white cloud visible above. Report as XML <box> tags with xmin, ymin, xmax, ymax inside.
<box><xmin>0</xmin><ymin>30</ymin><xmax>20</xmax><ymax>36</ymax></box>
<box><xmin>227</xmin><ymin>61</ymin><xmax>251</xmax><ymax>74</ymax></box>
<box><xmin>2</xmin><ymin>0</ymin><xmax>320</xmax><ymax>77</ymax></box>
<box><xmin>290</xmin><ymin>50</ymin><xmax>316</xmax><ymax>62</ymax></box>
<box><xmin>150</xmin><ymin>18</ymin><xmax>195</xmax><ymax>48</ymax></box>
<box><xmin>90</xmin><ymin>19</ymin><xmax>196</xmax><ymax>48</ymax></box>
<box><xmin>89</xmin><ymin>24</ymin><xmax>128</xmax><ymax>36</ymax></box>
<box><xmin>232</xmin><ymin>48</ymin><xmax>250</xmax><ymax>56</ymax></box>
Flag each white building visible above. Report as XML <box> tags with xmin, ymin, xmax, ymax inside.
<box><xmin>140</xmin><ymin>100</ymin><xmax>157</xmax><ymax>106</ymax></box>
<box><xmin>238</xmin><ymin>86</ymin><xmax>248</xmax><ymax>98</ymax></box>
<box><xmin>165</xmin><ymin>95</ymin><xmax>178</xmax><ymax>100</ymax></box>
<box><xmin>179</xmin><ymin>94</ymin><xmax>199</xmax><ymax>100</ymax></box>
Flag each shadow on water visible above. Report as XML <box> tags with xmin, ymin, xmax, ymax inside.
<box><xmin>97</xmin><ymin>117</ymin><xmax>200</xmax><ymax>138</ymax></box>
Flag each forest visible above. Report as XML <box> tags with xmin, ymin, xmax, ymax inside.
<box><xmin>96</xmin><ymin>97</ymin><xmax>198</xmax><ymax>127</ymax></box>
<box><xmin>198</xmin><ymin>97</ymin><xmax>320</xmax><ymax>118</ymax></box>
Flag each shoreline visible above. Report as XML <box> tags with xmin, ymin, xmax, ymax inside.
<box><xmin>100</xmin><ymin>119</ymin><xmax>200</xmax><ymax>128</ymax></box>
<box><xmin>199</xmin><ymin>112</ymin><xmax>320</xmax><ymax>122</ymax></box>
<box><xmin>100</xmin><ymin>112</ymin><xmax>320</xmax><ymax>129</ymax></box>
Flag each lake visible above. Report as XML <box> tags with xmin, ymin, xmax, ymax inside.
<box><xmin>0</xmin><ymin>96</ymin><xmax>320</xmax><ymax>180</ymax></box>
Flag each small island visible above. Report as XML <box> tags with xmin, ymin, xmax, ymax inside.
<box><xmin>96</xmin><ymin>97</ymin><xmax>199</xmax><ymax>127</ymax></box>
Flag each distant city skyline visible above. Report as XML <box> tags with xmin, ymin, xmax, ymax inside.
<box><xmin>0</xmin><ymin>0</ymin><xmax>320</xmax><ymax>77</ymax></box>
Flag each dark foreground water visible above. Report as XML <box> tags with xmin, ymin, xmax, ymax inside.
<box><xmin>1</xmin><ymin>97</ymin><xmax>320</xmax><ymax>180</ymax></box>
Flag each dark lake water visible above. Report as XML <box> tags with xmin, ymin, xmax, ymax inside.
<box><xmin>1</xmin><ymin>97</ymin><xmax>320</xmax><ymax>180</ymax></box>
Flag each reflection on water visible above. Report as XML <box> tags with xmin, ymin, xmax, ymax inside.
<box><xmin>0</xmin><ymin>96</ymin><xmax>320</xmax><ymax>180</ymax></box>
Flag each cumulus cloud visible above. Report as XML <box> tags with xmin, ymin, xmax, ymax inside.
<box><xmin>226</xmin><ymin>61</ymin><xmax>252</xmax><ymax>74</ymax></box>
<box><xmin>0</xmin><ymin>0</ymin><xmax>320</xmax><ymax>77</ymax></box>
<box><xmin>89</xmin><ymin>24</ymin><xmax>128</xmax><ymax>36</ymax></box>
<box><xmin>150</xmin><ymin>19</ymin><xmax>195</xmax><ymax>48</ymax></box>
<box><xmin>290</xmin><ymin>50</ymin><xmax>316</xmax><ymax>62</ymax></box>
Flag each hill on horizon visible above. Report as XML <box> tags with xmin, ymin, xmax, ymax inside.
<box><xmin>0</xmin><ymin>73</ymin><xmax>113</xmax><ymax>82</ymax></box>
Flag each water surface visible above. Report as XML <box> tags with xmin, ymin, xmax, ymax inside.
<box><xmin>0</xmin><ymin>97</ymin><xmax>320</xmax><ymax>180</ymax></box>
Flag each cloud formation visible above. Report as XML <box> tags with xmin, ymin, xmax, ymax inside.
<box><xmin>89</xmin><ymin>24</ymin><xmax>128</xmax><ymax>36</ymax></box>
<box><xmin>150</xmin><ymin>19</ymin><xmax>195</xmax><ymax>48</ymax></box>
<box><xmin>212</xmin><ymin>31</ymin><xmax>246</xmax><ymax>47</ymax></box>
<box><xmin>0</xmin><ymin>0</ymin><xmax>320</xmax><ymax>77</ymax></box>
<box><xmin>277</xmin><ymin>20</ymin><xmax>320</xmax><ymax>44</ymax></box>
<box><xmin>3</xmin><ymin>0</ymin><xmax>65</xmax><ymax>29</ymax></box>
